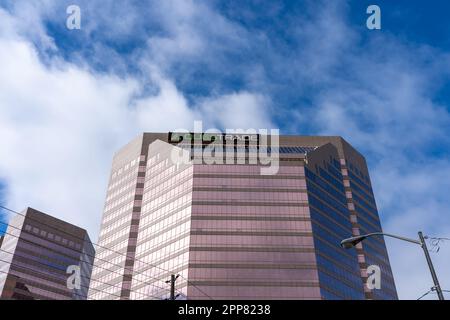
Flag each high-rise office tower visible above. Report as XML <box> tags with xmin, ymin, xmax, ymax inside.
<box><xmin>89</xmin><ymin>133</ymin><xmax>397</xmax><ymax>300</ymax></box>
<box><xmin>0</xmin><ymin>207</ymin><xmax>95</xmax><ymax>300</ymax></box>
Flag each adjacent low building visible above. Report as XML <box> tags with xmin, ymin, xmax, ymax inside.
<box><xmin>0</xmin><ymin>207</ymin><xmax>95</xmax><ymax>300</ymax></box>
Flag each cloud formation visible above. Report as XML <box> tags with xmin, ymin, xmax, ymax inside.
<box><xmin>295</xmin><ymin>3</ymin><xmax>450</xmax><ymax>299</ymax></box>
<box><xmin>0</xmin><ymin>4</ymin><xmax>273</xmax><ymax>238</ymax></box>
<box><xmin>0</xmin><ymin>0</ymin><xmax>449</xmax><ymax>299</ymax></box>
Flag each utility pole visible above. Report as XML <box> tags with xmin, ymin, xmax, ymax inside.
<box><xmin>341</xmin><ymin>231</ymin><xmax>446</xmax><ymax>301</ymax></box>
<box><xmin>166</xmin><ymin>274</ymin><xmax>180</xmax><ymax>300</ymax></box>
<box><xmin>418</xmin><ymin>232</ymin><xmax>445</xmax><ymax>300</ymax></box>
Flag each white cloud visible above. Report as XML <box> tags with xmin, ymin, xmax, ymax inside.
<box><xmin>0</xmin><ymin>7</ymin><xmax>273</xmax><ymax>241</ymax></box>
<box><xmin>197</xmin><ymin>92</ymin><xmax>273</xmax><ymax>130</ymax></box>
<box><xmin>1</xmin><ymin>0</ymin><xmax>449</xmax><ymax>301</ymax></box>
<box><xmin>373</xmin><ymin>161</ymin><xmax>450</xmax><ymax>299</ymax></box>
<box><xmin>301</xmin><ymin>5</ymin><xmax>450</xmax><ymax>300</ymax></box>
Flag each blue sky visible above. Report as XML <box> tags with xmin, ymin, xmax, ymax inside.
<box><xmin>0</xmin><ymin>182</ymin><xmax>6</xmax><ymax>235</ymax></box>
<box><xmin>0</xmin><ymin>0</ymin><xmax>449</xmax><ymax>299</ymax></box>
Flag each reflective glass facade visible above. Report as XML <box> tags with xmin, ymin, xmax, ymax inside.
<box><xmin>88</xmin><ymin>133</ymin><xmax>397</xmax><ymax>300</ymax></box>
<box><xmin>131</xmin><ymin>141</ymin><xmax>193</xmax><ymax>300</ymax></box>
<box><xmin>88</xmin><ymin>138</ymin><xmax>145</xmax><ymax>300</ymax></box>
<box><xmin>341</xmin><ymin>158</ymin><xmax>397</xmax><ymax>299</ymax></box>
<box><xmin>304</xmin><ymin>143</ymin><xmax>365</xmax><ymax>299</ymax></box>
<box><xmin>188</xmin><ymin>163</ymin><xmax>319</xmax><ymax>299</ymax></box>
<box><xmin>0</xmin><ymin>208</ymin><xmax>94</xmax><ymax>300</ymax></box>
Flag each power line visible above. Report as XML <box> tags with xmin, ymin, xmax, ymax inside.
<box><xmin>0</xmin><ymin>232</ymin><xmax>164</xmax><ymax>300</ymax></box>
<box><xmin>0</xmin><ymin>205</ymin><xmax>172</xmax><ymax>289</ymax></box>
<box><xmin>0</xmin><ymin>243</ymin><xmax>167</xmax><ymax>300</ymax></box>
<box><xmin>177</xmin><ymin>274</ymin><xmax>214</xmax><ymax>300</ymax></box>
<box><xmin>427</xmin><ymin>237</ymin><xmax>450</xmax><ymax>253</ymax></box>
<box><xmin>0</xmin><ymin>271</ymin><xmax>92</xmax><ymax>301</ymax></box>
<box><xmin>0</xmin><ymin>222</ymin><xmax>168</xmax><ymax>298</ymax></box>
<box><xmin>417</xmin><ymin>287</ymin><xmax>450</xmax><ymax>300</ymax></box>
<box><xmin>0</xmin><ymin>216</ymin><xmax>169</xmax><ymax>292</ymax></box>
<box><xmin>0</xmin><ymin>248</ymin><xmax>164</xmax><ymax>300</ymax></box>
<box><xmin>417</xmin><ymin>288</ymin><xmax>434</xmax><ymax>300</ymax></box>
<box><xmin>0</xmin><ymin>259</ymin><xmax>121</xmax><ymax>300</ymax></box>
<box><xmin>1</xmin><ymin>205</ymin><xmax>214</xmax><ymax>300</ymax></box>
<box><xmin>1</xmin><ymin>204</ymin><xmax>178</xmax><ymax>279</ymax></box>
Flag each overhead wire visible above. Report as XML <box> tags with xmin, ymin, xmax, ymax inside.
<box><xmin>1</xmin><ymin>205</ymin><xmax>210</xmax><ymax>299</ymax></box>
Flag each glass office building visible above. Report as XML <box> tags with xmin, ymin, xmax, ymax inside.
<box><xmin>88</xmin><ymin>133</ymin><xmax>397</xmax><ymax>300</ymax></box>
<box><xmin>0</xmin><ymin>207</ymin><xmax>95</xmax><ymax>300</ymax></box>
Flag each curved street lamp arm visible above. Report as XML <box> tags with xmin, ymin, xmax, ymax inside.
<box><xmin>364</xmin><ymin>232</ymin><xmax>421</xmax><ymax>245</ymax></box>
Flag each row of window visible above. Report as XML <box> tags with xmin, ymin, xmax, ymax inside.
<box><xmin>23</xmin><ymin>224</ymin><xmax>82</xmax><ymax>250</ymax></box>
<box><xmin>193</xmin><ymin>164</ymin><xmax>304</xmax><ymax>175</ymax></box>
<box><xmin>181</xmin><ymin>145</ymin><xmax>317</xmax><ymax>154</ymax></box>
<box><xmin>100</xmin><ymin>217</ymin><xmax>132</xmax><ymax>241</ymax></box>
<box><xmin>192</xmin><ymin>190</ymin><xmax>308</xmax><ymax>202</ymax></box>
<box><xmin>105</xmin><ymin>180</ymin><xmax>137</xmax><ymax>203</ymax></box>
<box><xmin>347</xmin><ymin>161</ymin><xmax>370</xmax><ymax>184</ymax></box>
<box><xmin>101</xmin><ymin>202</ymin><xmax>133</xmax><ymax>225</ymax></box>
<box><xmin>108</xmin><ymin>168</ymin><xmax>138</xmax><ymax>192</ymax></box>
<box><xmin>103</xmin><ymin>190</ymin><xmax>135</xmax><ymax>213</ymax></box>
<box><xmin>192</xmin><ymin>204</ymin><xmax>311</xmax><ymax>216</ymax></box>
<box><xmin>110</xmin><ymin>156</ymin><xmax>144</xmax><ymax>180</ymax></box>
<box><xmin>194</xmin><ymin>177</ymin><xmax>307</xmax><ymax>188</ymax></box>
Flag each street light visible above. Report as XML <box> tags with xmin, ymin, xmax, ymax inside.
<box><xmin>340</xmin><ymin>231</ymin><xmax>445</xmax><ymax>300</ymax></box>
